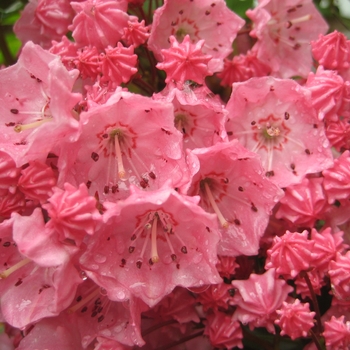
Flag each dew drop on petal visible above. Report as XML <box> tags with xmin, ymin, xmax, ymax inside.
<box><xmin>116</xmin><ymin>290</ymin><xmax>126</xmax><ymax>300</ymax></box>
<box><xmin>94</xmin><ymin>254</ymin><xmax>107</xmax><ymax>263</ymax></box>
<box><xmin>192</xmin><ymin>252</ymin><xmax>203</xmax><ymax>264</ymax></box>
<box><xmin>100</xmin><ymin>288</ymin><xmax>108</xmax><ymax>296</ymax></box>
<box><xmin>79</xmin><ymin>271</ymin><xmax>88</xmax><ymax>280</ymax></box>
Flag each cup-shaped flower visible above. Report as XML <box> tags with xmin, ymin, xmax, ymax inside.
<box><xmin>79</xmin><ymin>184</ymin><xmax>222</xmax><ymax>307</ymax></box>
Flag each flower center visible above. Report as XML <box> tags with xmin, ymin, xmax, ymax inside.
<box><xmin>174</xmin><ymin>113</ymin><xmax>188</xmax><ymax>134</ymax></box>
<box><xmin>127</xmin><ymin>210</ymin><xmax>188</xmax><ymax>269</ymax></box>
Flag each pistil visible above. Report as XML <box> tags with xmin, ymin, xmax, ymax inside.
<box><xmin>151</xmin><ymin>214</ymin><xmax>160</xmax><ymax>263</ymax></box>
<box><xmin>203</xmin><ymin>181</ymin><xmax>229</xmax><ymax>228</ymax></box>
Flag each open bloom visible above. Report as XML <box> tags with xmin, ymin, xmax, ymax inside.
<box><xmin>79</xmin><ymin>184</ymin><xmax>222</xmax><ymax>307</ymax></box>
<box><xmin>148</xmin><ymin>0</ymin><xmax>244</xmax><ymax>72</ymax></box>
<box><xmin>186</xmin><ymin>140</ymin><xmax>283</xmax><ymax>256</ymax></box>
<box><xmin>247</xmin><ymin>0</ymin><xmax>328</xmax><ymax>78</ymax></box>
<box><xmin>226</xmin><ymin>76</ymin><xmax>333</xmax><ymax>188</ymax></box>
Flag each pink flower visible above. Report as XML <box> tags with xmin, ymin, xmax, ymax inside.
<box><xmin>156</xmin><ymin>35</ymin><xmax>213</xmax><ymax>84</ymax></box>
<box><xmin>226</xmin><ymin>76</ymin><xmax>333</xmax><ymax>188</ymax></box>
<box><xmin>14</xmin><ymin>0</ymin><xmax>74</xmax><ymax>49</ymax></box>
<box><xmin>43</xmin><ymin>183</ymin><xmax>101</xmax><ymax>247</ymax></box>
<box><xmin>0</xmin><ymin>41</ymin><xmax>81</xmax><ymax>167</ymax></box>
<box><xmin>329</xmin><ymin>251</ymin><xmax>350</xmax><ymax>302</ymax></box>
<box><xmin>310</xmin><ymin>227</ymin><xmax>346</xmax><ymax>273</ymax></box>
<box><xmin>62</xmin><ymin>89</ymin><xmax>188</xmax><ymax>201</ymax></box>
<box><xmin>323</xmin><ymin>151</ymin><xmax>350</xmax><ymax>205</ymax></box>
<box><xmin>186</xmin><ymin>140</ymin><xmax>283</xmax><ymax>257</ymax></box>
<box><xmin>122</xmin><ymin>16</ymin><xmax>150</xmax><ymax>47</ymax></box>
<box><xmin>79</xmin><ymin>185</ymin><xmax>222</xmax><ymax>307</ymax></box>
<box><xmin>204</xmin><ymin>311</ymin><xmax>243</xmax><ymax>349</ymax></box>
<box><xmin>275</xmin><ymin>177</ymin><xmax>328</xmax><ymax>227</ymax></box>
<box><xmin>275</xmin><ymin>299</ymin><xmax>315</xmax><ymax>340</ymax></box>
<box><xmin>231</xmin><ymin>268</ymin><xmax>293</xmax><ymax>333</ymax></box>
<box><xmin>247</xmin><ymin>0</ymin><xmax>328</xmax><ymax>78</ymax></box>
<box><xmin>154</xmin><ymin>85</ymin><xmax>227</xmax><ymax>150</ymax></box>
<box><xmin>323</xmin><ymin>316</ymin><xmax>350</xmax><ymax>350</ymax></box>
<box><xmin>326</xmin><ymin>117</ymin><xmax>350</xmax><ymax>152</ymax></box>
<box><xmin>217</xmin><ymin>50</ymin><xmax>271</xmax><ymax>86</ymax></box>
<box><xmin>18</xmin><ymin>160</ymin><xmax>57</xmax><ymax>204</ymax></box>
<box><xmin>311</xmin><ymin>30</ymin><xmax>350</xmax><ymax>71</ymax></box>
<box><xmin>148</xmin><ymin>0</ymin><xmax>245</xmax><ymax>72</ymax></box>
<box><xmin>66</xmin><ymin>279</ymin><xmax>146</xmax><ymax>348</ymax></box>
<box><xmin>70</xmin><ymin>0</ymin><xmax>129</xmax><ymax>50</ymax></box>
<box><xmin>216</xmin><ymin>255</ymin><xmax>239</xmax><ymax>280</ymax></box>
<box><xmin>265</xmin><ymin>230</ymin><xmax>315</xmax><ymax>279</ymax></box>
<box><xmin>197</xmin><ymin>282</ymin><xmax>233</xmax><ymax>311</ymax></box>
<box><xmin>99</xmin><ymin>43</ymin><xmax>138</xmax><ymax>85</ymax></box>
<box><xmin>0</xmin><ymin>190</ymin><xmax>26</xmax><ymax>221</ymax></box>
<box><xmin>0</xmin><ymin>151</ymin><xmax>20</xmax><ymax>195</ymax></box>
<box><xmin>294</xmin><ymin>268</ymin><xmax>324</xmax><ymax>299</ymax></box>
<box><xmin>305</xmin><ymin>66</ymin><xmax>350</xmax><ymax>122</ymax></box>
<box><xmin>74</xmin><ymin>45</ymin><xmax>101</xmax><ymax>80</ymax></box>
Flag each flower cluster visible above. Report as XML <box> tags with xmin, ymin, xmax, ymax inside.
<box><xmin>1</xmin><ymin>0</ymin><xmax>350</xmax><ymax>349</ymax></box>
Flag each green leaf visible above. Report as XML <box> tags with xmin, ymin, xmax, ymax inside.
<box><xmin>225</xmin><ymin>0</ymin><xmax>254</xmax><ymax>18</ymax></box>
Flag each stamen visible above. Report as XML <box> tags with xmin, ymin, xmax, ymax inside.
<box><xmin>268</xmin><ymin>14</ymin><xmax>312</xmax><ymax>27</ymax></box>
<box><xmin>204</xmin><ymin>182</ymin><xmax>229</xmax><ymax>228</ymax></box>
<box><xmin>0</xmin><ymin>258</ymin><xmax>31</xmax><ymax>279</ymax></box>
<box><xmin>14</xmin><ymin>118</ymin><xmax>52</xmax><ymax>133</ymax></box>
<box><xmin>113</xmin><ymin>133</ymin><xmax>127</xmax><ymax>180</ymax></box>
<box><xmin>151</xmin><ymin>214</ymin><xmax>160</xmax><ymax>263</ymax></box>
<box><xmin>67</xmin><ymin>287</ymin><xmax>100</xmax><ymax>314</ymax></box>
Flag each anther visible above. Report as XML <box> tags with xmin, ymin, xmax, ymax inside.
<box><xmin>181</xmin><ymin>246</ymin><xmax>187</xmax><ymax>254</ymax></box>
<box><xmin>204</xmin><ymin>182</ymin><xmax>229</xmax><ymax>228</ymax></box>
<box><xmin>13</xmin><ymin>118</ymin><xmax>51</xmax><ymax>133</ymax></box>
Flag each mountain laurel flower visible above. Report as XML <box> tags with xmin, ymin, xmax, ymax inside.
<box><xmin>329</xmin><ymin>251</ymin><xmax>350</xmax><ymax>302</ymax></box>
<box><xmin>99</xmin><ymin>43</ymin><xmax>138</xmax><ymax>85</ymax></box>
<box><xmin>204</xmin><ymin>311</ymin><xmax>243</xmax><ymax>349</ymax></box>
<box><xmin>157</xmin><ymin>35</ymin><xmax>213</xmax><ymax>85</ymax></box>
<box><xmin>148</xmin><ymin>0</ymin><xmax>245</xmax><ymax>72</ymax></box>
<box><xmin>18</xmin><ymin>160</ymin><xmax>57</xmax><ymax>204</ymax></box>
<box><xmin>275</xmin><ymin>299</ymin><xmax>315</xmax><ymax>340</ymax></box>
<box><xmin>311</xmin><ymin>30</ymin><xmax>350</xmax><ymax>71</ymax></box>
<box><xmin>323</xmin><ymin>316</ymin><xmax>350</xmax><ymax>349</ymax></box>
<box><xmin>226</xmin><ymin>76</ymin><xmax>333</xmax><ymax>188</ymax></box>
<box><xmin>43</xmin><ymin>183</ymin><xmax>101</xmax><ymax>247</ymax></box>
<box><xmin>265</xmin><ymin>230</ymin><xmax>315</xmax><ymax>279</ymax></box>
<box><xmin>247</xmin><ymin>0</ymin><xmax>328</xmax><ymax>78</ymax></box>
<box><xmin>231</xmin><ymin>268</ymin><xmax>293</xmax><ymax>333</ymax></box>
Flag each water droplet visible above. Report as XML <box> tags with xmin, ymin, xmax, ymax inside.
<box><xmin>116</xmin><ymin>290</ymin><xmax>126</xmax><ymax>300</ymax></box>
<box><xmin>322</xmin><ymin>139</ymin><xmax>329</xmax><ymax>148</ymax></box>
<box><xmin>90</xmin><ymin>264</ymin><xmax>99</xmax><ymax>270</ymax></box>
<box><xmin>100</xmin><ymin>287</ymin><xmax>108</xmax><ymax>296</ymax></box>
<box><xmin>79</xmin><ymin>271</ymin><xmax>88</xmax><ymax>281</ymax></box>
<box><xmin>192</xmin><ymin>252</ymin><xmax>203</xmax><ymax>264</ymax></box>
<box><xmin>94</xmin><ymin>254</ymin><xmax>107</xmax><ymax>263</ymax></box>
<box><xmin>100</xmin><ymin>329</ymin><xmax>111</xmax><ymax>337</ymax></box>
